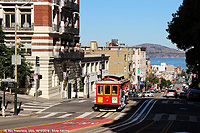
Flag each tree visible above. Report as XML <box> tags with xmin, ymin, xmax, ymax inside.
<box><xmin>160</xmin><ymin>78</ymin><xmax>171</xmax><ymax>90</ymax></box>
<box><xmin>146</xmin><ymin>75</ymin><xmax>159</xmax><ymax>87</ymax></box>
<box><xmin>0</xmin><ymin>25</ymin><xmax>5</xmax><ymax>44</ymax></box>
<box><xmin>0</xmin><ymin>44</ymin><xmax>33</xmax><ymax>87</ymax></box>
<box><xmin>166</xmin><ymin>0</ymin><xmax>200</xmax><ymax>81</ymax></box>
<box><xmin>0</xmin><ymin>25</ymin><xmax>33</xmax><ymax>88</ymax></box>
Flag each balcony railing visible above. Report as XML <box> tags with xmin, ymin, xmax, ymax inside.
<box><xmin>64</xmin><ymin>26</ymin><xmax>79</xmax><ymax>35</ymax></box>
<box><xmin>56</xmin><ymin>51</ymin><xmax>84</xmax><ymax>61</ymax></box>
<box><xmin>60</xmin><ymin>26</ymin><xmax>79</xmax><ymax>35</ymax></box>
<box><xmin>52</xmin><ymin>24</ymin><xmax>59</xmax><ymax>32</ymax></box>
<box><xmin>2</xmin><ymin>23</ymin><xmax>34</xmax><ymax>31</ymax></box>
<box><xmin>63</xmin><ymin>0</ymin><xmax>79</xmax><ymax>12</ymax></box>
<box><xmin>0</xmin><ymin>0</ymin><xmax>34</xmax><ymax>2</ymax></box>
<box><xmin>52</xmin><ymin>0</ymin><xmax>59</xmax><ymax>5</ymax></box>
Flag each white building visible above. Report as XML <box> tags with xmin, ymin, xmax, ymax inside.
<box><xmin>81</xmin><ymin>53</ymin><xmax>109</xmax><ymax>98</ymax></box>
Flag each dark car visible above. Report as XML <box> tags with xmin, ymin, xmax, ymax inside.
<box><xmin>179</xmin><ymin>92</ymin><xmax>187</xmax><ymax>98</ymax></box>
<box><xmin>187</xmin><ymin>89</ymin><xmax>200</xmax><ymax>101</ymax></box>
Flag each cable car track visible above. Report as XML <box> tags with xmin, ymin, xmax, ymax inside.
<box><xmin>84</xmin><ymin>99</ymin><xmax>157</xmax><ymax>133</ymax></box>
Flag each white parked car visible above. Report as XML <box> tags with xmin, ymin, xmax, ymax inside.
<box><xmin>143</xmin><ymin>91</ymin><xmax>154</xmax><ymax>97</ymax></box>
<box><xmin>166</xmin><ymin>89</ymin><xmax>177</xmax><ymax>98</ymax></box>
<box><xmin>138</xmin><ymin>92</ymin><xmax>145</xmax><ymax>97</ymax></box>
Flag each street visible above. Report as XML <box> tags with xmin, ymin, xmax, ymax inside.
<box><xmin>0</xmin><ymin>91</ymin><xmax>200</xmax><ymax>133</ymax></box>
<box><xmin>0</xmin><ymin>80</ymin><xmax>200</xmax><ymax>133</ymax></box>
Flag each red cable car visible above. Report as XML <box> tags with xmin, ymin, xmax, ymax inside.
<box><xmin>93</xmin><ymin>74</ymin><xmax>130</xmax><ymax>111</ymax></box>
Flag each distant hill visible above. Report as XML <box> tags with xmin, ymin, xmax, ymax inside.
<box><xmin>136</xmin><ymin>43</ymin><xmax>185</xmax><ymax>58</ymax></box>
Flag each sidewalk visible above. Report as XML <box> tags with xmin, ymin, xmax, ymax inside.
<box><xmin>0</xmin><ymin>91</ymin><xmax>71</xmax><ymax>118</ymax></box>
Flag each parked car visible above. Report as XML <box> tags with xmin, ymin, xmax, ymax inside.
<box><xmin>166</xmin><ymin>89</ymin><xmax>177</xmax><ymax>98</ymax></box>
<box><xmin>133</xmin><ymin>92</ymin><xmax>139</xmax><ymax>97</ymax></box>
<box><xmin>138</xmin><ymin>92</ymin><xmax>145</xmax><ymax>97</ymax></box>
<box><xmin>149</xmin><ymin>89</ymin><xmax>155</xmax><ymax>93</ymax></box>
<box><xmin>187</xmin><ymin>89</ymin><xmax>200</xmax><ymax>101</ymax></box>
<box><xmin>143</xmin><ymin>91</ymin><xmax>154</xmax><ymax>97</ymax></box>
<box><xmin>130</xmin><ymin>91</ymin><xmax>139</xmax><ymax>97</ymax></box>
<box><xmin>179</xmin><ymin>91</ymin><xmax>187</xmax><ymax>98</ymax></box>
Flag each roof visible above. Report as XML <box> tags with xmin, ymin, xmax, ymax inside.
<box><xmin>96</xmin><ymin>80</ymin><xmax>122</xmax><ymax>85</ymax></box>
<box><xmin>104</xmin><ymin>74</ymin><xmax>125</xmax><ymax>78</ymax></box>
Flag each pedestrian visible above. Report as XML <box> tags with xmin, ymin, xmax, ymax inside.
<box><xmin>125</xmin><ymin>86</ymin><xmax>129</xmax><ymax>104</ymax></box>
<box><xmin>121</xmin><ymin>89</ymin><xmax>126</xmax><ymax>107</ymax></box>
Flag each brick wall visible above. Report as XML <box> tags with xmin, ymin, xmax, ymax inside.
<box><xmin>34</xmin><ymin>5</ymin><xmax>52</xmax><ymax>27</ymax></box>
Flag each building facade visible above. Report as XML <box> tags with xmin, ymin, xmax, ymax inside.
<box><xmin>81</xmin><ymin>53</ymin><xmax>109</xmax><ymax>98</ymax></box>
<box><xmin>82</xmin><ymin>41</ymin><xmax>147</xmax><ymax>90</ymax></box>
<box><xmin>0</xmin><ymin>0</ymin><xmax>82</xmax><ymax>99</ymax></box>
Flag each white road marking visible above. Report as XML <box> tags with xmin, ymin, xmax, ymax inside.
<box><xmin>78</xmin><ymin>100</ymin><xmax>86</xmax><ymax>103</ymax></box>
<box><xmin>40</xmin><ymin>112</ymin><xmax>58</xmax><ymax>118</ymax></box>
<box><xmin>103</xmin><ymin>112</ymin><xmax>112</xmax><ymax>118</ymax></box>
<box><xmin>114</xmin><ymin>113</ymin><xmax>127</xmax><ymax>119</ymax></box>
<box><xmin>189</xmin><ymin>116</ymin><xmax>197</xmax><ymax>122</ymax></box>
<box><xmin>76</xmin><ymin>112</ymin><xmax>92</xmax><ymax>118</ymax></box>
<box><xmin>21</xmin><ymin>105</ymin><xmax>47</xmax><ymax>108</ymax></box>
<box><xmin>153</xmin><ymin>114</ymin><xmax>162</xmax><ymax>121</ymax></box>
<box><xmin>23</xmin><ymin>108</ymin><xmax>42</xmax><ymax>111</ymax></box>
<box><xmin>96</xmin><ymin>112</ymin><xmax>107</xmax><ymax>118</ymax></box>
<box><xmin>188</xmin><ymin>102</ymin><xmax>193</xmax><ymax>105</ymax></box>
<box><xmin>173</xmin><ymin>101</ymin><xmax>182</xmax><ymax>104</ymax></box>
<box><xmin>168</xmin><ymin>114</ymin><xmax>176</xmax><ymax>120</ymax></box>
<box><xmin>162</xmin><ymin>101</ymin><xmax>168</xmax><ymax>104</ymax></box>
<box><xmin>57</xmin><ymin>113</ymin><xmax>72</xmax><ymax>118</ymax></box>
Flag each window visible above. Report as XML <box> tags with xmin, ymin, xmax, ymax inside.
<box><xmin>112</xmin><ymin>86</ymin><xmax>118</xmax><ymax>95</ymax></box>
<box><xmin>124</xmin><ymin>66</ymin><xmax>127</xmax><ymax>73</ymax></box>
<box><xmin>21</xmin><ymin>14</ymin><xmax>31</xmax><ymax>28</ymax></box>
<box><xmin>5</xmin><ymin>14</ymin><xmax>15</xmax><ymax>27</ymax></box>
<box><xmin>20</xmin><ymin>9</ymin><xmax>31</xmax><ymax>28</ymax></box>
<box><xmin>95</xmin><ymin>63</ymin><xmax>97</xmax><ymax>71</ymax></box>
<box><xmin>128</xmin><ymin>54</ymin><xmax>130</xmax><ymax>61</ymax></box>
<box><xmin>97</xmin><ymin>85</ymin><xmax>103</xmax><ymax>95</ymax></box>
<box><xmin>105</xmin><ymin>85</ymin><xmax>111</xmax><ymax>95</ymax></box>
<box><xmin>124</xmin><ymin>54</ymin><xmax>126</xmax><ymax>62</ymax></box>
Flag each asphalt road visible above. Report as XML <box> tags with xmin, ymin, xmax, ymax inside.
<box><xmin>0</xmin><ymin>82</ymin><xmax>200</xmax><ymax>132</ymax></box>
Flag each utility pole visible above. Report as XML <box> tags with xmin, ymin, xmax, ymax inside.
<box><xmin>35</xmin><ymin>56</ymin><xmax>40</xmax><ymax>101</ymax></box>
<box><xmin>66</xmin><ymin>67</ymin><xmax>70</xmax><ymax>99</ymax></box>
<box><xmin>1</xmin><ymin>82</ymin><xmax>5</xmax><ymax>117</ymax></box>
<box><xmin>14</xmin><ymin>1</ymin><xmax>31</xmax><ymax>115</ymax></box>
<box><xmin>75</xmin><ymin>73</ymin><xmax>78</xmax><ymax>98</ymax></box>
<box><xmin>101</xmin><ymin>54</ymin><xmax>105</xmax><ymax>80</ymax></box>
<box><xmin>86</xmin><ymin>69</ymin><xmax>89</xmax><ymax>98</ymax></box>
<box><xmin>14</xmin><ymin>6</ymin><xmax>18</xmax><ymax>116</ymax></box>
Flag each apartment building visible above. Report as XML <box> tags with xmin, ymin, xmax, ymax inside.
<box><xmin>82</xmin><ymin>41</ymin><xmax>147</xmax><ymax>89</ymax></box>
<box><xmin>0</xmin><ymin>0</ymin><xmax>82</xmax><ymax>99</ymax></box>
<box><xmin>81</xmin><ymin>53</ymin><xmax>109</xmax><ymax>98</ymax></box>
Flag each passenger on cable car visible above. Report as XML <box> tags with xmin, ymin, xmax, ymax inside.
<box><xmin>121</xmin><ymin>89</ymin><xmax>126</xmax><ymax>107</ymax></box>
<box><xmin>125</xmin><ymin>86</ymin><xmax>129</xmax><ymax>104</ymax></box>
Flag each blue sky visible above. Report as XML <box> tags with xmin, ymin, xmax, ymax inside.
<box><xmin>80</xmin><ymin>0</ymin><xmax>183</xmax><ymax>49</ymax></box>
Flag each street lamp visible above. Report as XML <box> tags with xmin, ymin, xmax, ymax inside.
<box><xmin>87</xmin><ymin>74</ymin><xmax>89</xmax><ymax>98</ymax></box>
<box><xmin>75</xmin><ymin>73</ymin><xmax>78</xmax><ymax>98</ymax></box>
<box><xmin>14</xmin><ymin>1</ymin><xmax>31</xmax><ymax>115</ymax></box>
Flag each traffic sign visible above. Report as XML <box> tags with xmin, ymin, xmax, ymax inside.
<box><xmin>12</xmin><ymin>55</ymin><xmax>21</xmax><ymax>65</ymax></box>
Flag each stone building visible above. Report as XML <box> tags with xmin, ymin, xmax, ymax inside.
<box><xmin>0</xmin><ymin>0</ymin><xmax>82</xmax><ymax>99</ymax></box>
<box><xmin>82</xmin><ymin>41</ymin><xmax>147</xmax><ymax>90</ymax></box>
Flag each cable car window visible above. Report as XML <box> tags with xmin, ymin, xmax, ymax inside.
<box><xmin>97</xmin><ymin>85</ymin><xmax>103</xmax><ymax>95</ymax></box>
<box><xmin>112</xmin><ymin>86</ymin><xmax>118</xmax><ymax>95</ymax></box>
<box><xmin>105</xmin><ymin>85</ymin><xmax>111</xmax><ymax>95</ymax></box>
